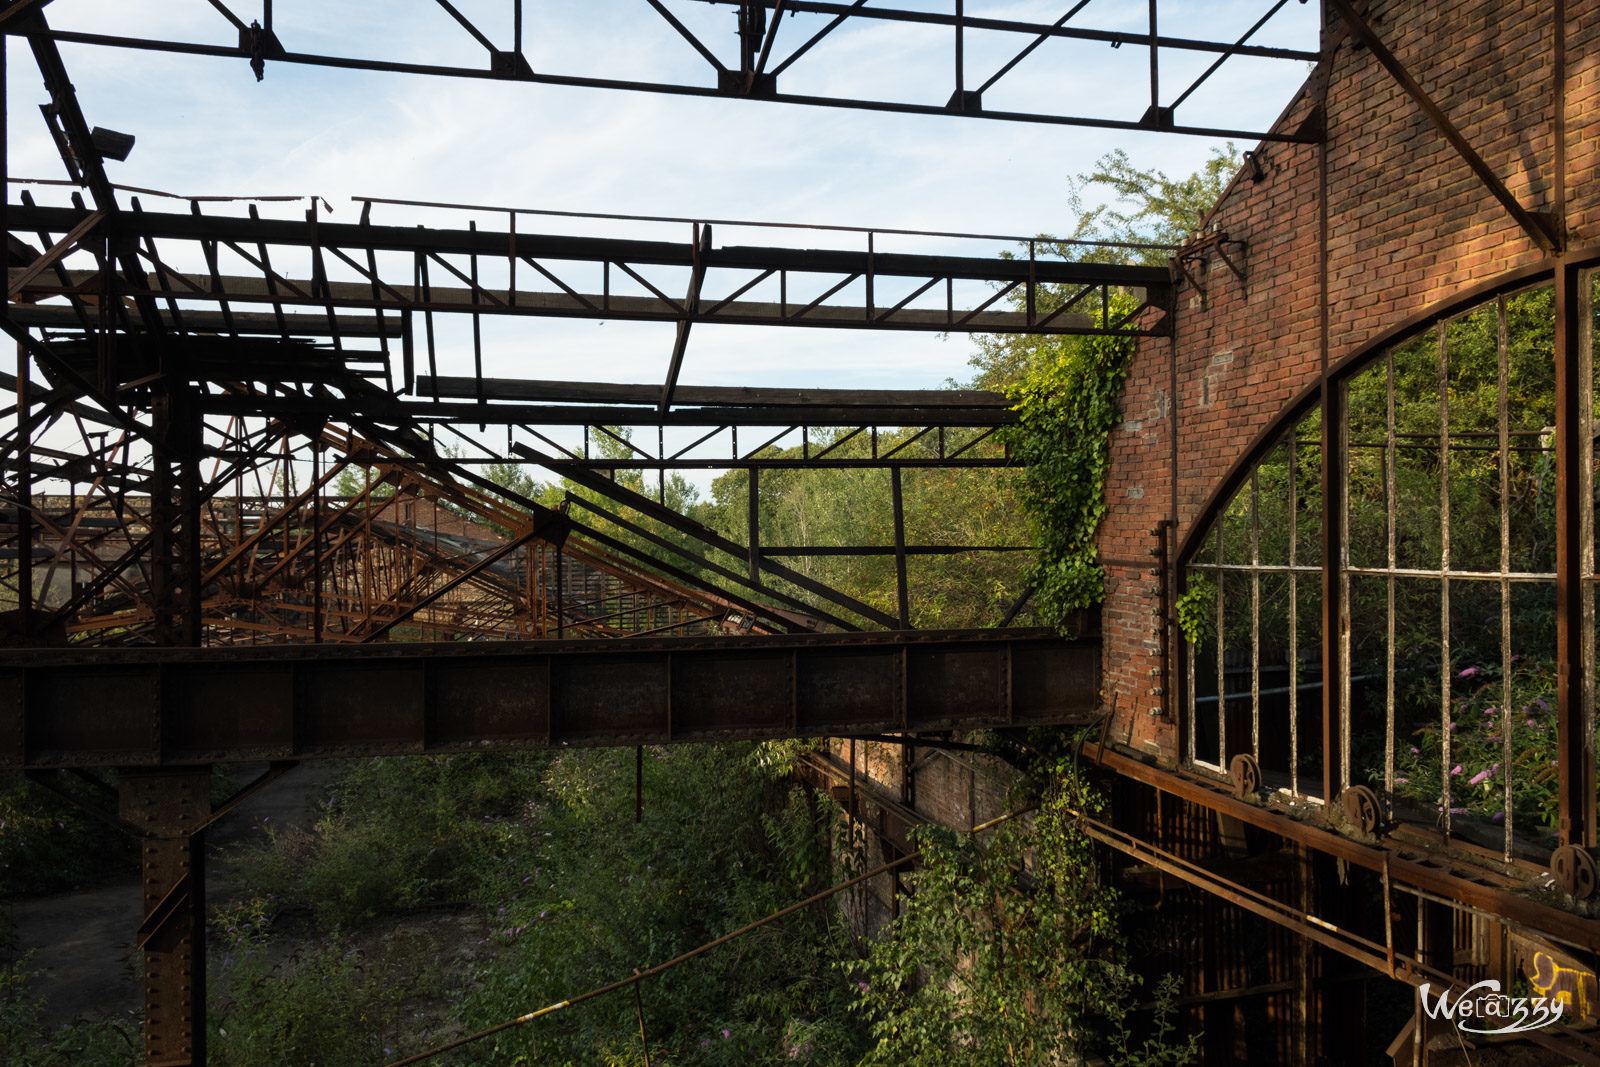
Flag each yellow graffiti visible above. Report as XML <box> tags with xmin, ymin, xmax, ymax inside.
<box><xmin>1530</xmin><ymin>951</ymin><xmax>1597</xmax><ymax>1022</ymax></box>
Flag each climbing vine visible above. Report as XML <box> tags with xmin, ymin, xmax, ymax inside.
<box><xmin>1000</xmin><ymin>297</ymin><xmax>1139</xmax><ymax>634</ymax></box>
<box><xmin>1174</xmin><ymin>577</ymin><xmax>1215</xmax><ymax>647</ymax></box>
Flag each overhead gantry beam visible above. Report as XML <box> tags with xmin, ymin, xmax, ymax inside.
<box><xmin>0</xmin><ymin>628</ymin><xmax>1097</xmax><ymax>768</ymax></box>
<box><xmin>7</xmin><ymin>202</ymin><xmax>1168</xmax><ymax>337</ymax></box>
<box><xmin>5</xmin><ymin>1</ymin><xmax>1321</xmax><ymax>142</ymax></box>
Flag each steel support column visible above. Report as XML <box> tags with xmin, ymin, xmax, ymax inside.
<box><xmin>1553</xmin><ymin>257</ymin><xmax>1595</xmax><ymax>849</ymax></box>
<box><xmin>119</xmin><ymin>766</ymin><xmax>211</xmax><ymax>1066</ymax></box>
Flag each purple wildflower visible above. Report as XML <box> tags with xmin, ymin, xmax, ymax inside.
<box><xmin>1458</xmin><ymin>666</ymin><xmax>1478</xmax><ymax>679</ymax></box>
<box><xmin>1450</xmin><ymin>764</ymin><xmax>1463</xmax><ymax>776</ymax></box>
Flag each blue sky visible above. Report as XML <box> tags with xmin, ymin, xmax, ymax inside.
<box><xmin>8</xmin><ymin>1</ymin><xmax>1317</xmax><ymax>483</ymax></box>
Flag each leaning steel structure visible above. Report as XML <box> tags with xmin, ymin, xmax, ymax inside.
<box><xmin>1</xmin><ymin>1</ymin><xmax>1597</xmax><ymax>1063</ymax></box>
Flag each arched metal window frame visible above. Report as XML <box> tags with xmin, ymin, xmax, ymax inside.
<box><xmin>1174</xmin><ymin>248</ymin><xmax>1600</xmax><ymax>859</ymax></box>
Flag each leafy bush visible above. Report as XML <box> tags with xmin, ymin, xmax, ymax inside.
<box><xmin>847</xmin><ymin>759</ymin><xmax>1195</xmax><ymax>1066</ymax></box>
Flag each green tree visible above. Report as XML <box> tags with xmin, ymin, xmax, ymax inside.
<box><xmin>969</xmin><ymin>144</ymin><xmax>1240</xmax><ymax>391</ymax></box>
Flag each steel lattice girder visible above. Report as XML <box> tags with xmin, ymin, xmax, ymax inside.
<box><xmin>7</xmin><ymin>1</ymin><xmax>1321</xmax><ymax>142</ymax></box>
<box><xmin>7</xmin><ymin>202</ymin><xmax>1168</xmax><ymax>337</ymax></box>
<box><xmin>0</xmin><ymin>628</ymin><xmax>1097</xmax><ymax>768</ymax></box>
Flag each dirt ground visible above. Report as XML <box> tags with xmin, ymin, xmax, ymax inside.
<box><xmin>5</xmin><ymin>761</ymin><xmax>344</xmax><ymax>1029</ymax></box>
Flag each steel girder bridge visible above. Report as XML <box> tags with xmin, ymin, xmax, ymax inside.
<box><xmin>0</xmin><ymin>2</ymin><xmax>1323</xmax><ymax>1063</ymax></box>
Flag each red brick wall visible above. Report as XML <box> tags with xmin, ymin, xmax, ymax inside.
<box><xmin>1101</xmin><ymin>1</ymin><xmax>1593</xmax><ymax>760</ymax></box>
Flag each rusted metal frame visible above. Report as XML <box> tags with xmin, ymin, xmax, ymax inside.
<box><xmin>1553</xmin><ymin>259</ymin><xmax>1595</xmax><ymax>849</ymax></box>
<box><xmin>786</xmin><ymin>270</ymin><xmax>860</xmax><ymax>322</ymax></box>
<box><xmin>422</xmin><ymin>246</ymin><xmax>506</xmax><ymax>308</ymax></box>
<box><xmin>611</xmin><ymin>259</ymin><xmax>685</xmax><ymax>313</ymax></box>
<box><xmin>878</xmin><ymin>425</ymin><xmax>935</xmax><ymax>461</ymax></box>
<box><xmin>747</xmin><ymin>0</ymin><xmax>785</xmax><ymax>89</ymax></box>
<box><xmin>13</xmin><ymin>341</ymin><xmax>34</xmax><ymax>634</ymax></box>
<box><xmin>432</xmin><ymin>0</ymin><xmax>497</xmax><ymax>54</ymax></box>
<box><xmin>16</xmin><ymin>488</ymin><xmax>150</xmax><ymax>604</ymax></box>
<box><xmin>344</xmin><ymin>552</ymin><xmax>439</xmax><ymax>637</ymax></box>
<box><xmin>570</xmin><ymin>598</ymin><xmax>684</xmax><ymax>631</ymax></box>
<box><xmin>250</xmin><ymin>465</ymin><xmax>397</xmax><ymax>589</ymax></box>
<box><xmin>198</xmin><ymin>759</ymin><xmax>297</xmax><ymax>832</ymax></box>
<box><xmin>358</xmin><ymin>526</ymin><xmax>539</xmax><ymax>641</ymax></box>
<box><xmin>1249</xmin><ymin>467</ymin><xmax>1260</xmax><ymax>759</ymax></box>
<box><xmin>1030</xmin><ymin>281</ymin><xmax>1097</xmax><ymax>330</ymax></box>
<box><xmin>558</xmin><ymin>540</ymin><xmax>745</xmax><ymax>624</ymax></box>
<box><xmin>118</xmin><ymin>768</ymin><xmax>210</xmax><ymax>1065</ymax></box>
<box><xmin>620</xmin><ymin>612</ymin><xmax>720</xmax><ymax>639</ymax></box>
<box><xmin>871</xmin><ymin>274</ymin><xmax>941</xmax><ymax>324</ymax></box>
<box><xmin>193</xmin><ymin>201</ymin><xmax>241</xmax><ymax>341</ymax></box>
<box><xmin>1283</xmin><ymin>426</ymin><xmax>1299</xmax><ymax>795</ymax></box>
<box><xmin>199</xmin><ymin>453</ymin><xmax>349</xmax><ymax>586</ymax></box>
<box><xmin>26</xmin><ymin>26</ymin><xmax>165</xmax><ymax>333</ymax></box>
<box><xmin>1074</xmin><ymin>806</ymin><xmax>1431</xmax><ymax>980</ymax></box>
<box><xmin>698</xmin><ymin>1</ymin><xmax>1319</xmax><ymax>61</ymax></box>
<box><xmin>205</xmin><ymin>0</ymin><xmax>248</xmax><ymax>32</ymax></box>
<box><xmin>24</xmin><ymin>26</ymin><xmax>1319</xmax><ymax>143</ymax></box>
<box><xmin>746</xmin><ymin>465</ymin><xmax>760</xmax><ymax>582</ymax></box>
<box><xmin>306</xmin><ymin>205</ymin><xmax>345</xmax><ymax>357</ymax></box>
<box><xmin>522</xmin><ymin>425</ymin><xmax>582</xmax><ymax>461</ymax></box>
<box><xmin>1496</xmin><ymin>296</ymin><xmax>1516</xmax><ymax>859</ymax></box>
<box><xmin>13</xmin><ymin>191</ymin><xmax>101</xmax><ymax>337</ymax></box>
<box><xmin>972</xmin><ymin>0</ymin><xmax>1090</xmax><ymax>98</ymax></box>
<box><xmin>700</xmin><ymin>267</ymin><xmax>773</xmax><ymax>316</ymax></box>
<box><xmin>0</xmin><ymin>0</ymin><xmax>52</xmax><ymax>30</ymax></box>
<box><xmin>324</xmin><ymin>242</ymin><xmax>412</xmax><ymax>306</ymax></box>
<box><xmin>953</xmin><ymin>279</ymin><xmax>1020</xmax><ymax>328</ymax></box>
<box><xmin>1325</xmin><ymin>0</ymin><xmax>1557</xmax><ymax>254</ymax></box>
<box><xmin>1365</xmin><ymin>355</ymin><xmax>1387</xmax><ymax>821</ymax></box>
<box><xmin>133</xmin><ymin>239</ymin><xmax>211</xmax><ymax>296</ymax></box>
<box><xmin>561</xmin><ymin>495</ymin><xmax>853</xmax><ymax>631</ymax></box>
<box><xmin>1145</xmin><ymin>0</ymin><xmax>1158</xmax><ymax>117</ymax></box>
<box><xmin>660</xmin><ymin>223</ymin><xmax>707</xmax><ymax>414</ymax></box>
<box><xmin>1085</xmin><ymin>741</ymin><xmax>1600</xmax><ymax>955</ymax></box>
<box><xmin>224</xmin><ymin>232</ymin><xmax>313</xmax><ymax>301</ymax></box>
<box><xmin>1437</xmin><ymin>326</ymin><xmax>1454</xmax><ymax>835</ymax></box>
<box><xmin>35</xmin><ymin>446</ymin><xmax>119</xmax><ymax>598</ymax></box>
<box><xmin>642</xmin><ymin>0</ymin><xmax>729</xmax><ymax>74</ymax></box>
<box><xmin>130</xmin><ymin>232</ymin><xmax>186</xmax><ymax>338</ymax></box>
<box><xmin>666</xmin><ymin>424</ymin><xmax>728</xmax><ymax>461</ymax></box>
<box><xmin>943</xmin><ymin>424</ymin><xmax>1000</xmax><ymax>460</ymax></box>
<box><xmin>806</xmin><ymin>425</ymin><xmax>865</xmax><ymax>461</ymax></box>
<box><xmin>767</xmin><ymin>0</ymin><xmax>866</xmax><ymax>77</ymax></box>
<box><xmin>1318</xmin><ymin>127</ymin><xmax>1343</xmax><ymax>802</ymax></box>
<box><xmin>515</xmin><ymin>254</ymin><xmax>597</xmax><ymax>312</ymax></box>
<box><xmin>591</xmin><ymin>423</ymin><xmax>653</xmax><ymax>463</ymax></box>
<box><xmin>1078</xmin><ymin>807</ymin><xmax>1600</xmax><ymax>1065</ymax></box>
<box><xmin>891</xmin><ymin>467</ymin><xmax>910</xmax><ymax>628</ymax></box>
<box><xmin>1164</xmin><ymin>0</ymin><xmax>1291</xmax><ymax>112</ymax></box>
<box><xmin>1213</xmin><ymin>525</ymin><xmax>1225</xmax><ymax>768</ymax></box>
<box><xmin>755</xmin><ymin>544</ymin><xmax>1028</xmax><ymax>556</ymax></box>
<box><xmin>6</xmin><ymin>207</ymin><xmax>100</xmax><ymax>298</ymax></box>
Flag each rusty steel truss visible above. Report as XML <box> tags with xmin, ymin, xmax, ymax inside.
<box><xmin>7</xmin><ymin>2</ymin><xmax>1598</xmax><ymax>1065</ymax></box>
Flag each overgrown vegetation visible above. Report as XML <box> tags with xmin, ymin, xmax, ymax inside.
<box><xmin>998</xmin><ymin>301</ymin><xmax>1138</xmax><ymax>631</ymax></box>
<box><xmin>848</xmin><ymin>757</ymin><xmax>1194</xmax><ymax>1066</ymax></box>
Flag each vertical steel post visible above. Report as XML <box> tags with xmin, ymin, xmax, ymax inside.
<box><xmin>891</xmin><ymin>467</ymin><xmax>910</xmax><ymax>628</ymax></box>
<box><xmin>747</xmin><ymin>467</ymin><xmax>760</xmax><ymax>582</ymax></box>
<box><xmin>1553</xmin><ymin>258</ymin><xmax>1594</xmax><ymax>848</ymax></box>
<box><xmin>121</xmin><ymin>767</ymin><xmax>211</xmax><ymax>1066</ymax></box>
